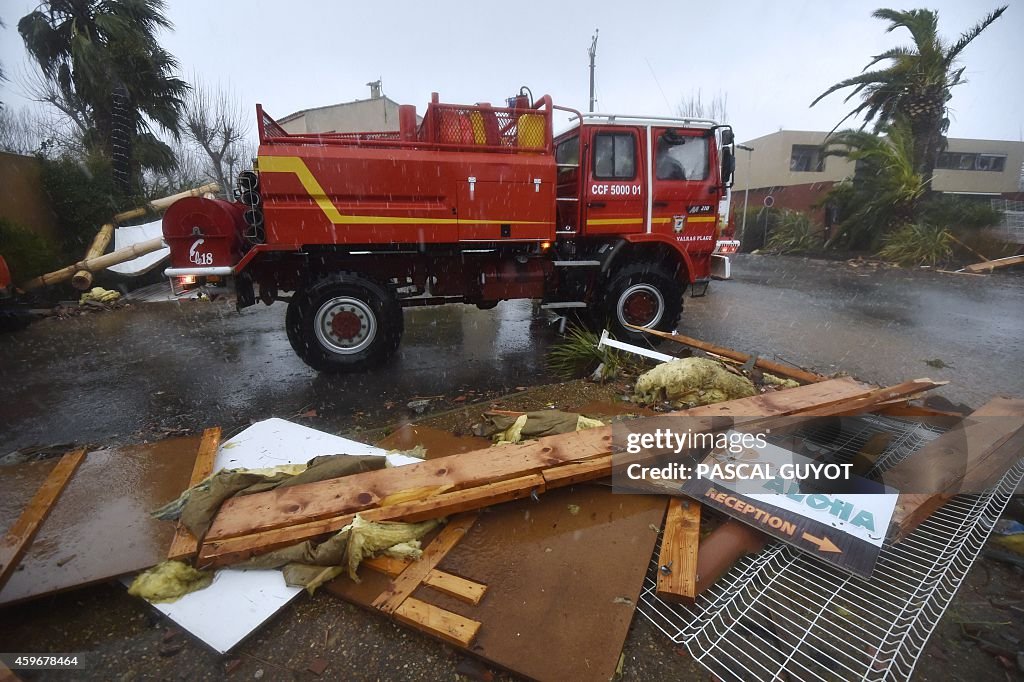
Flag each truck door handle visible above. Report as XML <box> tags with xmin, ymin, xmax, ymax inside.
<box><xmin>653</xmin><ymin>201</ymin><xmax>669</xmax><ymax>208</ymax></box>
<box><xmin>588</xmin><ymin>201</ymin><xmax>606</xmax><ymax>208</ymax></box>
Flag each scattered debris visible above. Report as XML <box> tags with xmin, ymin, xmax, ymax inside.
<box><xmin>127</xmin><ymin>560</ymin><xmax>213</xmax><ymax>603</ymax></box>
<box><xmin>634</xmin><ymin>357</ymin><xmax>757</xmax><ymax>407</ymax></box>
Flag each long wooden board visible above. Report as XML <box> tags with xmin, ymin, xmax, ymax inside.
<box><xmin>0</xmin><ymin>449</ymin><xmax>86</xmax><ymax>589</ymax></box>
<box><xmin>204</xmin><ymin>378</ymin><xmax>874</xmax><ymax>545</ymax></box>
<box><xmin>963</xmin><ymin>254</ymin><xmax>1024</xmax><ymax>273</ymax></box>
<box><xmin>630</xmin><ymin>325</ymin><xmax>827</xmax><ymax>385</ymax></box>
<box><xmin>198</xmin><ymin>378</ymin><xmax>957</xmax><ymax>567</ymax></box>
<box><xmin>199</xmin><ymin>474</ymin><xmax>545</xmax><ymax>568</ymax></box>
<box><xmin>655</xmin><ymin>499</ymin><xmax>701</xmax><ymax>602</ymax></box>
<box><xmin>372</xmin><ymin>514</ymin><xmax>478</xmax><ymax>614</ymax></box>
<box><xmin>167</xmin><ymin>427</ymin><xmax>222</xmax><ymax>561</ymax></box>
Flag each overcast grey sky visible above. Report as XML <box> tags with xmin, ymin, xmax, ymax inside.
<box><xmin>1</xmin><ymin>0</ymin><xmax>1022</xmax><ymax>143</ymax></box>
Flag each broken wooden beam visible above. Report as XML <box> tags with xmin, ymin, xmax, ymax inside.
<box><xmin>372</xmin><ymin>514</ymin><xmax>478</xmax><ymax>615</ymax></box>
<box><xmin>167</xmin><ymin>427</ymin><xmax>222</xmax><ymax>562</ymax></box>
<box><xmin>198</xmin><ymin>474</ymin><xmax>546</xmax><ymax>568</ymax></box>
<box><xmin>655</xmin><ymin>499</ymin><xmax>701</xmax><ymax>602</ymax></box>
<box><xmin>197</xmin><ymin>377</ymin><xmax>951</xmax><ymax>567</ymax></box>
<box><xmin>628</xmin><ymin>326</ymin><xmax>827</xmax><ymax>385</ymax></box>
<box><xmin>0</xmin><ymin>449</ymin><xmax>86</xmax><ymax>589</ymax></box>
<box><xmin>885</xmin><ymin>397</ymin><xmax>1024</xmax><ymax>543</ymax></box>
<box><xmin>71</xmin><ymin>223</ymin><xmax>114</xmax><ymax>291</ymax></box>
<box><xmin>962</xmin><ymin>254</ymin><xmax>1024</xmax><ymax>273</ymax></box>
<box><xmin>205</xmin><ymin>379</ymin><xmax>874</xmax><ymax>541</ymax></box>
<box><xmin>112</xmin><ymin>183</ymin><xmax>221</xmax><ymax>223</ymax></box>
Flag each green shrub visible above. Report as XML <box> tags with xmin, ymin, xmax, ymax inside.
<box><xmin>39</xmin><ymin>153</ymin><xmax>123</xmax><ymax>254</ymax></box>
<box><xmin>917</xmin><ymin>195</ymin><xmax>1002</xmax><ymax>231</ymax></box>
<box><xmin>877</xmin><ymin>223</ymin><xmax>953</xmax><ymax>266</ymax></box>
<box><xmin>546</xmin><ymin>325</ymin><xmax>650</xmax><ymax>380</ymax></box>
<box><xmin>0</xmin><ymin>218</ymin><xmax>62</xmax><ymax>283</ymax></box>
<box><xmin>765</xmin><ymin>210</ymin><xmax>821</xmax><ymax>254</ymax></box>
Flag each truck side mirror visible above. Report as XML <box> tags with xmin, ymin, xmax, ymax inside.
<box><xmin>721</xmin><ymin>128</ymin><xmax>734</xmax><ymax>146</ymax></box>
<box><xmin>722</xmin><ymin>148</ymin><xmax>736</xmax><ymax>188</ymax></box>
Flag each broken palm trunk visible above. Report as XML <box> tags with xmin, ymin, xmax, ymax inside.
<box><xmin>195</xmin><ymin>377</ymin><xmax>940</xmax><ymax>569</ymax></box>
<box><xmin>24</xmin><ymin>183</ymin><xmax>220</xmax><ymax>291</ymax></box>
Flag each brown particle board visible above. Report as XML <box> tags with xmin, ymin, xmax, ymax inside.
<box><xmin>0</xmin><ymin>449</ymin><xmax>85</xmax><ymax>589</ymax></box>
<box><xmin>327</xmin><ymin>485</ymin><xmax>667</xmax><ymax>682</ymax></box>
<box><xmin>0</xmin><ymin>435</ymin><xmax>202</xmax><ymax>606</ymax></box>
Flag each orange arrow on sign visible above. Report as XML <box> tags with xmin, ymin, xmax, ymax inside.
<box><xmin>801</xmin><ymin>532</ymin><xmax>842</xmax><ymax>553</ymax></box>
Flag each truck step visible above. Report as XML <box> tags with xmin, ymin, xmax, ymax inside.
<box><xmin>541</xmin><ymin>302</ymin><xmax>588</xmax><ymax>309</ymax></box>
<box><xmin>551</xmin><ymin>260</ymin><xmax>601</xmax><ymax>267</ymax></box>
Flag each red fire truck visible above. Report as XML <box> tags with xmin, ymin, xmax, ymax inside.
<box><xmin>162</xmin><ymin>89</ymin><xmax>737</xmax><ymax>372</ymax></box>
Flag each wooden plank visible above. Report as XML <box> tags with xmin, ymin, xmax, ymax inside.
<box><xmin>629</xmin><ymin>325</ymin><xmax>828</xmax><ymax>385</ymax></box>
<box><xmin>798</xmin><ymin>379</ymin><xmax>945</xmax><ymax>416</ymax></box>
<box><xmin>963</xmin><ymin>254</ymin><xmax>1024</xmax><ymax>273</ymax></box>
<box><xmin>886</xmin><ymin>398</ymin><xmax>1024</xmax><ymax>543</ymax></box>
<box><xmin>655</xmin><ymin>499</ymin><xmax>701</xmax><ymax>602</ymax></box>
<box><xmin>198</xmin><ymin>474</ymin><xmax>545</xmax><ymax>568</ymax></box>
<box><xmin>372</xmin><ymin>514</ymin><xmax>479</xmax><ymax>614</ymax></box>
<box><xmin>0</xmin><ymin>449</ymin><xmax>86</xmax><ymax>589</ymax></box>
<box><xmin>204</xmin><ymin>377</ymin><xmax>873</xmax><ymax>545</ymax></box>
<box><xmin>167</xmin><ymin>427</ymin><xmax>222</xmax><ymax>561</ymax></box>
<box><xmin>392</xmin><ymin>596</ymin><xmax>481</xmax><ymax>648</ymax></box>
<box><xmin>204</xmin><ymin>427</ymin><xmax>612</xmax><ymax>542</ymax></box>
<box><xmin>199</xmin><ymin>379</ymin><xmax>884</xmax><ymax>565</ymax></box>
<box><xmin>363</xmin><ymin>556</ymin><xmax>487</xmax><ymax>605</ymax></box>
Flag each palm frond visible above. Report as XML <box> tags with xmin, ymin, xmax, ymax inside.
<box><xmin>945</xmin><ymin>6</ymin><xmax>1007</xmax><ymax>64</ymax></box>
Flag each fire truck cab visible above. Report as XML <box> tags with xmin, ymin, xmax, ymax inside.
<box><xmin>162</xmin><ymin>89</ymin><xmax>736</xmax><ymax>372</ymax></box>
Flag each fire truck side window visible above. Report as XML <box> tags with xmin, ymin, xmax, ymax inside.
<box><xmin>593</xmin><ymin>133</ymin><xmax>636</xmax><ymax>179</ymax></box>
<box><xmin>656</xmin><ymin>132</ymin><xmax>709</xmax><ymax>181</ymax></box>
<box><xmin>555</xmin><ymin>135</ymin><xmax>579</xmax><ymax>178</ymax></box>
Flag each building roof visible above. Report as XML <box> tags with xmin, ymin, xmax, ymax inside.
<box><xmin>278</xmin><ymin>95</ymin><xmax>404</xmax><ymax>125</ymax></box>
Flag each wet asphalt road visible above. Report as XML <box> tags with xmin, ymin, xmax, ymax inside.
<box><xmin>1</xmin><ymin>254</ymin><xmax>1022</xmax><ymax>453</ymax></box>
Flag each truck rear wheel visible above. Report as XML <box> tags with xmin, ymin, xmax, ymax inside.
<box><xmin>599</xmin><ymin>261</ymin><xmax>683</xmax><ymax>342</ymax></box>
<box><xmin>286</xmin><ymin>273</ymin><xmax>403</xmax><ymax>372</ymax></box>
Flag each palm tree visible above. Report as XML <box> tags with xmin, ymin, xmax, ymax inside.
<box><xmin>18</xmin><ymin>0</ymin><xmax>188</xmax><ymax>189</ymax></box>
<box><xmin>822</xmin><ymin>119</ymin><xmax>926</xmax><ymax>248</ymax></box>
<box><xmin>811</xmin><ymin>6</ymin><xmax>1007</xmax><ymax>189</ymax></box>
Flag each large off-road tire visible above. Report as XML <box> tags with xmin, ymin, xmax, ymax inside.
<box><xmin>598</xmin><ymin>261</ymin><xmax>684</xmax><ymax>343</ymax></box>
<box><xmin>286</xmin><ymin>272</ymin><xmax>403</xmax><ymax>372</ymax></box>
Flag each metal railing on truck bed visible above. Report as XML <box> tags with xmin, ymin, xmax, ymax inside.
<box><xmin>257</xmin><ymin>95</ymin><xmax>555</xmax><ymax>155</ymax></box>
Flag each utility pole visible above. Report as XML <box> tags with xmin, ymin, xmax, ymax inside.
<box><xmin>737</xmin><ymin>144</ymin><xmax>754</xmax><ymax>245</ymax></box>
<box><xmin>588</xmin><ymin>29</ymin><xmax>599</xmax><ymax>113</ymax></box>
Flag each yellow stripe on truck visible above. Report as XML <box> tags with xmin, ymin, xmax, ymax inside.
<box><xmin>258</xmin><ymin>155</ymin><xmax>546</xmax><ymax>226</ymax></box>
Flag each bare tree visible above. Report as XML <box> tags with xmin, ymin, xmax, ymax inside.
<box><xmin>181</xmin><ymin>78</ymin><xmax>253</xmax><ymax>195</ymax></box>
<box><xmin>0</xmin><ymin>106</ymin><xmax>44</xmax><ymax>154</ymax></box>
<box><xmin>676</xmin><ymin>89</ymin><xmax>729</xmax><ymax>123</ymax></box>
<box><xmin>142</xmin><ymin>138</ymin><xmax>206</xmax><ymax>198</ymax></box>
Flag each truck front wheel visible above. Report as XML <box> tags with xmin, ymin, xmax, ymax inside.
<box><xmin>286</xmin><ymin>273</ymin><xmax>403</xmax><ymax>372</ymax></box>
<box><xmin>599</xmin><ymin>262</ymin><xmax>683</xmax><ymax>342</ymax></box>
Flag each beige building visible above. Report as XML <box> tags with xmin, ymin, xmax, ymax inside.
<box><xmin>735</xmin><ymin>130</ymin><xmax>1024</xmax><ymax>195</ymax></box>
<box><xmin>277</xmin><ymin>81</ymin><xmax>420</xmax><ymax>135</ymax></box>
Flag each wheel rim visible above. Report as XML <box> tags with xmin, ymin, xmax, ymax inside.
<box><xmin>617</xmin><ymin>284</ymin><xmax>665</xmax><ymax>329</ymax></box>
<box><xmin>314</xmin><ymin>296</ymin><xmax>377</xmax><ymax>355</ymax></box>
